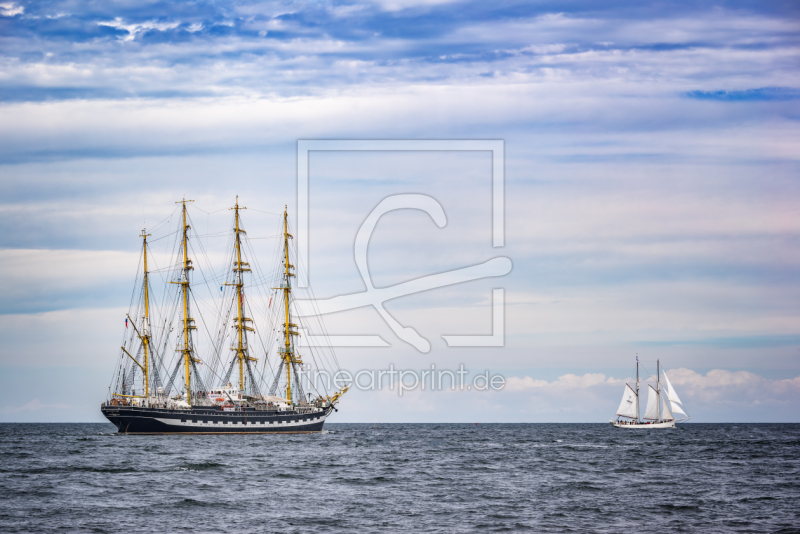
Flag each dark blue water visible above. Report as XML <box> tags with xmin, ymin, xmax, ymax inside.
<box><xmin>1</xmin><ymin>423</ymin><xmax>798</xmax><ymax>533</ymax></box>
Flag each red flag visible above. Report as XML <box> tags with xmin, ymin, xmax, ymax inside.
<box><xmin>268</xmin><ymin>297</ymin><xmax>272</xmax><ymax>308</ymax></box>
<box><xmin>125</xmin><ymin>318</ymin><xmax>128</xmax><ymax>328</ymax></box>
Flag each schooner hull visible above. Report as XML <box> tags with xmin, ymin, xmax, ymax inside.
<box><xmin>610</xmin><ymin>420</ymin><xmax>676</xmax><ymax>429</ymax></box>
<box><xmin>101</xmin><ymin>405</ymin><xmax>334</xmax><ymax>434</ymax></box>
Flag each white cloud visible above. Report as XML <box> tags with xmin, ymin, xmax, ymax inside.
<box><xmin>97</xmin><ymin>18</ymin><xmax>181</xmax><ymax>42</ymax></box>
<box><xmin>368</xmin><ymin>0</ymin><xmax>463</xmax><ymax>12</ymax></box>
<box><xmin>506</xmin><ymin>373</ymin><xmax>625</xmax><ymax>391</ymax></box>
<box><xmin>667</xmin><ymin>368</ymin><xmax>800</xmax><ymax>405</ymax></box>
<box><xmin>0</xmin><ymin>2</ymin><xmax>23</xmax><ymax>16</ymax></box>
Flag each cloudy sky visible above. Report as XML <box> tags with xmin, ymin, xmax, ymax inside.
<box><xmin>0</xmin><ymin>0</ymin><xmax>798</xmax><ymax>422</ymax></box>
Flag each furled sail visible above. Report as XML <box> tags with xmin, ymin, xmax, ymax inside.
<box><xmin>643</xmin><ymin>385</ymin><xmax>660</xmax><ymax>420</ymax></box>
<box><xmin>616</xmin><ymin>384</ymin><xmax>638</xmax><ymax>419</ymax></box>
<box><xmin>661</xmin><ymin>395</ymin><xmax>673</xmax><ymax>420</ymax></box>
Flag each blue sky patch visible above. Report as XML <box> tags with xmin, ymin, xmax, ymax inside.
<box><xmin>686</xmin><ymin>87</ymin><xmax>800</xmax><ymax>102</ymax></box>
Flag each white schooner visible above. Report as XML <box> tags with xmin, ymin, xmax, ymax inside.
<box><xmin>610</xmin><ymin>357</ymin><xmax>690</xmax><ymax>429</ymax></box>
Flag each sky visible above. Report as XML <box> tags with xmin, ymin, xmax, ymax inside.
<box><xmin>0</xmin><ymin>0</ymin><xmax>799</xmax><ymax>422</ymax></box>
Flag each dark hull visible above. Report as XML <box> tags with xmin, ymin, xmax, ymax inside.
<box><xmin>101</xmin><ymin>405</ymin><xmax>333</xmax><ymax>434</ymax></box>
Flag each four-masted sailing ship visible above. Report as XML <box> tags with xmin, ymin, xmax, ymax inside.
<box><xmin>610</xmin><ymin>357</ymin><xmax>690</xmax><ymax>429</ymax></box>
<box><xmin>101</xmin><ymin>199</ymin><xmax>348</xmax><ymax>434</ymax></box>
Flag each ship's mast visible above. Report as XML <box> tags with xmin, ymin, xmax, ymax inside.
<box><xmin>657</xmin><ymin>358</ymin><xmax>661</xmax><ymax>421</ymax></box>
<box><xmin>229</xmin><ymin>197</ymin><xmax>255</xmax><ymax>392</ymax></box>
<box><xmin>635</xmin><ymin>355</ymin><xmax>640</xmax><ymax>422</ymax></box>
<box><xmin>177</xmin><ymin>199</ymin><xmax>196</xmax><ymax>404</ymax></box>
<box><xmin>141</xmin><ymin>229</ymin><xmax>151</xmax><ymax>399</ymax></box>
<box><xmin>281</xmin><ymin>207</ymin><xmax>301</xmax><ymax>402</ymax></box>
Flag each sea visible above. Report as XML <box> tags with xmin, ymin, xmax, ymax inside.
<box><xmin>1</xmin><ymin>423</ymin><xmax>798</xmax><ymax>533</ymax></box>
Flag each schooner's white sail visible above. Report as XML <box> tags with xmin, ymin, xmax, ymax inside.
<box><xmin>670</xmin><ymin>400</ymin><xmax>688</xmax><ymax>416</ymax></box>
<box><xmin>616</xmin><ymin>384</ymin><xmax>638</xmax><ymax>419</ymax></box>
<box><xmin>662</xmin><ymin>370</ymin><xmax>683</xmax><ymax>405</ymax></box>
<box><xmin>643</xmin><ymin>384</ymin><xmax>660</xmax><ymax>420</ymax></box>
<box><xmin>661</xmin><ymin>394</ymin><xmax>673</xmax><ymax>421</ymax></box>
<box><xmin>662</xmin><ymin>371</ymin><xmax>688</xmax><ymax>417</ymax></box>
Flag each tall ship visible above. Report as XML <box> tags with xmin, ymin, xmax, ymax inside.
<box><xmin>101</xmin><ymin>199</ymin><xmax>347</xmax><ymax>434</ymax></box>
<box><xmin>610</xmin><ymin>357</ymin><xmax>690</xmax><ymax>428</ymax></box>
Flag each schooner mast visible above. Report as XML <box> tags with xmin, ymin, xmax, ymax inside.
<box><xmin>656</xmin><ymin>359</ymin><xmax>661</xmax><ymax>421</ymax></box>
<box><xmin>635</xmin><ymin>355</ymin><xmax>640</xmax><ymax>422</ymax></box>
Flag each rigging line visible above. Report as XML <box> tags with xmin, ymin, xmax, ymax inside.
<box><xmin>188</xmin><ymin>291</ymin><xmax>228</xmax><ymax>386</ymax></box>
<box><xmin>246</xmin><ymin>357</ymin><xmax>261</xmax><ymax>396</ymax></box>
<box><xmin>298</xmin><ymin>284</ymin><xmax>340</xmax><ymax>371</ymax></box>
<box><xmin>118</xmin><ymin>252</ymin><xmax>146</xmax><ymax>395</ymax></box>
<box><xmin>147</xmin><ymin>230</ymin><xmax>179</xmax><ymax>244</ymax></box>
<box><xmin>247</xmin><ymin>208</ymin><xmax>282</xmax><ymax>217</ymax></box>
<box><xmin>268</xmin><ymin>364</ymin><xmax>283</xmax><ymax>397</ymax></box>
<box><xmin>210</xmin><ymin>270</ymin><xmax>237</xmax><ymax>369</ymax></box>
<box><xmin>287</xmin><ymin>218</ymin><xmax>341</xmax><ymax>375</ymax></box>
<box><xmin>193</xmin><ymin>230</ymin><xmax>231</xmax><ymax>238</ymax></box>
<box><xmin>206</xmin><ymin>288</ymin><xmax>234</xmax><ymax>378</ymax></box>
<box><xmin>143</xmin><ymin>243</ymin><xmax>169</xmax><ymax>323</ymax></box>
<box><xmin>190</xmin><ymin>359</ymin><xmax>207</xmax><ymax>393</ymax></box>
<box><xmin>164</xmin><ymin>358</ymin><xmax>183</xmax><ymax>397</ymax></box>
<box><xmin>147</xmin><ymin>206</ymin><xmax>179</xmax><ymax>235</ymax></box>
<box><xmin>156</xmin><ymin>226</ymin><xmax>187</xmax><ymax>389</ymax></box>
<box><xmin>153</xmin><ymin>317</ymin><xmax>173</xmax><ymax>386</ymax></box>
<box><xmin>236</xmin><ymin>213</ymin><xmax>277</xmax><ymax>379</ymax></box>
<box><xmin>255</xmin><ymin>216</ymin><xmax>287</xmax><ymax>383</ymax></box>
<box><xmin>154</xmin><ymin>220</ymin><xmax>185</xmax><ymax>328</ymax></box>
<box><xmin>156</xmin><ymin>275</ymin><xmax>181</xmax><ymax>368</ymax></box>
<box><xmin>188</xmin><ymin>204</ymin><xmax>229</xmax><ymax>215</ymax></box>
<box><xmin>241</xmin><ymin>246</ymin><xmax>278</xmax><ymax>391</ymax></box>
<box><xmin>185</xmin><ymin>211</ymin><xmax>221</xmax><ymax>285</ymax></box>
<box><xmin>244</xmin><ymin>294</ymin><xmax>277</xmax><ymax>389</ymax></box>
<box><xmin>187</xmin><ymin>238</ymin><xmax>230</xmax><ymax>290</ymax></box>
<box><xmin>222</xmin><ymin>356</ymin><xmax>238</xmax><ymax>386</ymax></box>
<box><xmin>183</xmin><ymin>254</ymin><xmax>226</xmax><ymax>330</ymax></box>
<box><xmin>241</xmin><ymin>236</ymin><xmax>279</xmax><ymax>386</ymax></box>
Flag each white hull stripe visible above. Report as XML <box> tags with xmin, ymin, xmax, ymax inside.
<box><xmin>153</xmin><ymin>415</ymin><xmax>328</xmax><ymax>429</ymax></box>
